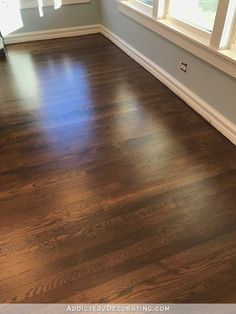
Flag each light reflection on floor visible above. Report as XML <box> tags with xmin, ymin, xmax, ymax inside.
<box><xmin>7</xmin><ymin>52</ymin><xmax>94</xmax><ymax>154</ymax></box>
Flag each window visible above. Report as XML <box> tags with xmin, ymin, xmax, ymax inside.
<box><xmin>231</xmin><ymin>23</ymin><xmax>236</xmax><ymax>51</ymax></box>
<box><xmin>168</xmin><ymin>0</ymin><xmax>219</xmax><ymax>33</ymax></box>
<box><xmin>128</xmin><ymin>0</ymin><xmax>153</xmax><ymax>15</ymax></box>
<box><xmin>119</xmin><ymin>0</ymin><xmax>236</xmax><ymax>77</ymax></box>
<box><xmin>138</xmin><ymin>0</ymin><xmax>153</xmax><ymax>6</ymax></box>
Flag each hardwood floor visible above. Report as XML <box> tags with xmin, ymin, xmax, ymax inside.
<box><xmin>0</xmin><ymin>34</ymin><xmax>235</xmax><ymax>303</ymax></box>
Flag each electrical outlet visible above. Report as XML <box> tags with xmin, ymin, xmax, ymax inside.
<box><xmin>180</xmin><ymin>62</ymin><xmax>188</xmax><ymax>73</ymax></box>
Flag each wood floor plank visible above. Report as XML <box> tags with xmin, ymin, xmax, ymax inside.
<box><xmin>0</xmin><ymin>34</ymin><xmax>235</xmax><ymax>303</ymax></box>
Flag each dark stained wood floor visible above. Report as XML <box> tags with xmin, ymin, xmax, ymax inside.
<box><xmin>0</xmin><ymin>34</ymin><xmax>236</xmax><ymax>304</ymax></box>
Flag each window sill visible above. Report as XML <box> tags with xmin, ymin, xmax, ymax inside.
<box><xmin>20</xmin><ymin>0</ymin><xmax>90</xmax><ymax>9</ymax></box>
<box><xmin>119</xmin><ymin>0</ymin><xmax>236</xmax><ymax>78</ymax></box>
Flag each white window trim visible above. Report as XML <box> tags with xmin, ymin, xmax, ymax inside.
<box><xmin>119</xmin><ymin>0</ymin><xmax>236</xmax><ymax>78</ymax></box>
<box><xmin>20</xmin><ymin>0</ymin><xmax>90</xmax><ymax>9</ymax></box>
<box><xmin>166</xmin><ymin>15</ymin><xmax>212</xmax><ymax>42</ymax></box>
<box><xmin>231</xmin><ymin>23</ymin><xmax>236</xmax><ymax>51</ymax></box>
<box><xmin>131</xmin><ymin>0</ymin><xmax>153</xmax><ymax>15</ymax></box>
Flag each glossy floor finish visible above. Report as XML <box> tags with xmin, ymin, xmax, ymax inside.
<box><xmin>0</xmin><ymin>34</ymin><xmax>236</xmax><ymax>303</ymax></box>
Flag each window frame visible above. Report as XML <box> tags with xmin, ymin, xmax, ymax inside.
<box><xmin>230</xmin><ymin>21</ymin><xmax>236</xmax><ymax>51</ymax></box>
<box><xmin>126</xmin><ymin>0</ymin><xmax>153</xmax><ymax>16</ymax></box>
<box><xmin>166</xmin><ymin>15</ymin><xmax>212</xmax><ymax>42</ymax></box>
<box><xmin>119</xmin><ymin>0</ymin><xmax>236</xmax><ymax>78</ymax></box>
<box><xmin>166</xmin><ymin>0</ymin><xmax>219</xmax><ymax>35</ymax></box>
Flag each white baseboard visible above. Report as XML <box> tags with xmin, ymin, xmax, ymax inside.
<box><xmin>4</xmin><ymin>24</ymin><xmax>236</xmax><ymax>145</ymax></box>
<box><xmin>4</xmin><ymin>24</ymin><xmax>101</xmax><ymax>44</ymax></box>
<box><xmin>101</xmin><ymin>26</ymin><xmax>236</xmax><ymax>145</ymax></box>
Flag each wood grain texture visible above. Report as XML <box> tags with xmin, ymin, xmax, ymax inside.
<box><xmin>0</xmin><ymin>34</ymin><xmax>235</xmax><ymax>304</ymax></box>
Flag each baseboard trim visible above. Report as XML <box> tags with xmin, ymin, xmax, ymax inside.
<box><xmin>4</xmin><ymin>24</ymin><xmax>101</xmax><ymax>44</ymax></box>
<box><xmin>4</xmin><ymin>24</ymin><xmax>236</xmax><ymax>145</ymax></box>
<box><xmin>101</xmin><ymin>26</ymin><xmax>236</xmax><ymax>145</ymax></box>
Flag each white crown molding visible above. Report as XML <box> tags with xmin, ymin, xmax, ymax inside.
<box><xmin>4</xmin><ymin>24</ymin><xmax>101</xmax><ymax>44</ymax></box>
<box><xmin>101</xmin><ymin>25</ymin><xmax>236</xmax><ymax>145</ymax></box>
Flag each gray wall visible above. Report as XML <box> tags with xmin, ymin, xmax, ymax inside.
<box><xmin>16</xmin><ymin>0</ymin><xmax>101</xmax><ymax>33</ymax></box>
<box><xmin>100</xmin><ymin>0</ymin><xmax>236</xmax><ymax>125</ymax></box>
